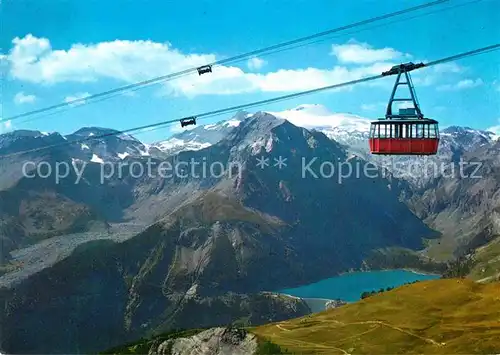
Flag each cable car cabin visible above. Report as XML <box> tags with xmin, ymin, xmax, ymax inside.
<box><xmin>197</xmin><ymin>65</ymin><xmax>212</xmax><ymax>75</ymax></box>
<box><xmin>369</xmin><ymin>118</ymin><xmax>439</xmax><ymax>155</ymax></box>
<box><xmin>369</xmin><ymin>62</ymin><xmax>440</xmax><ymax>156</ymax></box>
<box><xmin>180</xmin><ymin>117</ymin><xmax>197</xmax><ymax>127</ymax></box>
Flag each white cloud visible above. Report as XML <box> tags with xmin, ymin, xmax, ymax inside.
<box><xmin>330</xmin><ymin>40</ymin><xmax>406</xmax><ymax>64</ymax></box>
<box><xmin>437</xmin><ymin>78</ymin><xmax>483</xmax><ymax>91</ymax></box>
<box><xmin>5</xmin><ymin>34</ymin><xmax>219</xmax><ymax>85</ymax></box>
<box><xmin>0</xmin><ymin>120</ymin><xmax>13</xmax><ymax>133</ymax></box>
<box><xmin>64</xmin><ymin>92</ymin><xmax>91</xmax><ymax>106</ymax></box>
<box><xmin>2</xmin><ymin>34</ymin><xmax>463</xmax><ymax>98</ymax></box>
<box><xmin>247</xmin><ymin>57</ymin><xmax>266</xmax><ymax>70</ymax></box>
<box><xmin>14</xmin><ymin>91</ymin><xmax>37</xmax><ymax>104</ymax></box>
<box><xmin>486</xmin><ymin>120</ymin><xmax>500</xmax><ymax>140</ymax></box>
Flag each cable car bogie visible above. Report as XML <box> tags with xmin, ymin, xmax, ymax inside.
<box><xmin>180</xmin><ymin>117</ymin><xmax>197</xmax><ymax>127</ymax></box>
<box><xmin>197</xmin><ymin>65</ymin><xmax>212</xmax><ymax>75</ymax></box>
<box><xmin>382</xmin><ymin>62</ymin><xmax>425</xmax><ymax>76</ymax></box>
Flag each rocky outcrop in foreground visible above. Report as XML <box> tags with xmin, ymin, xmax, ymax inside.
<box><xmin>325</xmin><ymin>299</ymin><xmax>347</xmax><ymax>309</ymax></box>
<box><xmin>148</xmin><ymin>328</ymin><xmax>258</xmax><ymax>355</ymax></box>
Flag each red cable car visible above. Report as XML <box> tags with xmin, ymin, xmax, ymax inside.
<box><xmin>369</xmin><ymin>63</ymin><xmax>439</xmax><ymax>155</ymax></box>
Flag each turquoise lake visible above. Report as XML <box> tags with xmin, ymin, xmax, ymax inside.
<box><xmin>279</xmin><ymin>270</ymin><xmax>440</xmax><ymax>303</ymax></box>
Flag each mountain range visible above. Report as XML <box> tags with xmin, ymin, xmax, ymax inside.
<box><xmin>0</xmin><ymin>104</ymin><xmax>498</xmax><ymax>354</ymax></box>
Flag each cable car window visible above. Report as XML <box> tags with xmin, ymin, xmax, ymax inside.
<box><xmin>417</xmin><ymin>124</ymin><xmax>424</xmax><ymax>138</ymax></box>
<box><xmin>429</xmin><ymin>125</ymin><xmax>435</xmax><ymax>138</ymax></box>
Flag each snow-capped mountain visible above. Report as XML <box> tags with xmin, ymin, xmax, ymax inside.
<box><xmin>0</xmin><ymin>127</ymin><xmax>153</xmax><ymax>166</ymax></box>
<box><xmin>150</xmin><ymin>111</ymin><xmax>249</xmax><ymax>156</ymax></box>
<box><xmin>65</xmin><ymin>127</ymin><xmax>151</xmax><ymax>163</ymax></box>
<box><xmin>1</xmin><ymin>104</ymin><xmax>496</xmax><ymax>188</ymax></box>
<box><xmin>0</xmin><ymin>130</ymin><xmax>67</xmax><ymax>155</ymax></box>
<box><xmin>143</xmin><ymin>104</ymin><xmax>496</xmax><ymax>187</ymax></box>
<box><xmin>439</xmin><ymin>126</ymin><xmax>496</xmax><ymax>149</ymax></box>
<box><xmin>265</xmin><ymin>104</ymin><xmax>372</xmax><ymax>158</ymax></box>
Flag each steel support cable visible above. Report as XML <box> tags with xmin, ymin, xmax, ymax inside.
<box><xmin>1</xmin><ymin>0</ymin><xmax>451</xmax><ymax>124</ymax></box>
<box><xmin>1</xmin><ymin>43</ymin><xmax>498</xmax><ymax>160</ymax></box>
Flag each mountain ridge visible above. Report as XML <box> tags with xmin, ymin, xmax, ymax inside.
<box><xmin>3</xmin><ymin>104</ymin><xmax>495</xmax><ymax>167</ymax></box>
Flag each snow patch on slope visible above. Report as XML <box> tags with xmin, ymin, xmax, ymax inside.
<box><xmin>117</xmin><ymin>152</ymin><xmax>130</xmax><ymax>160</ymax></box>
<box><xmin>90</xmin><ymin>154</ymin><xmax>104</xmax><ymax>164</ymax></box>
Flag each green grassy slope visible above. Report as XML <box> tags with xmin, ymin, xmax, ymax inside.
<box><xmin>468</xmin><ymin>237</ymin><xmax>500</xmax><ymax>282</ymax></box>
<box><xmin>252</xmin><ymin>279</ymin><xmax>500</xmax><ymax>354</ymax></box>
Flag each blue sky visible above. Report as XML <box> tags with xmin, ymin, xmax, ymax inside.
<box><xmin>1</xmin><ymin>0</ymin><xmax>499</xmax><ymax>142</ymax></box>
